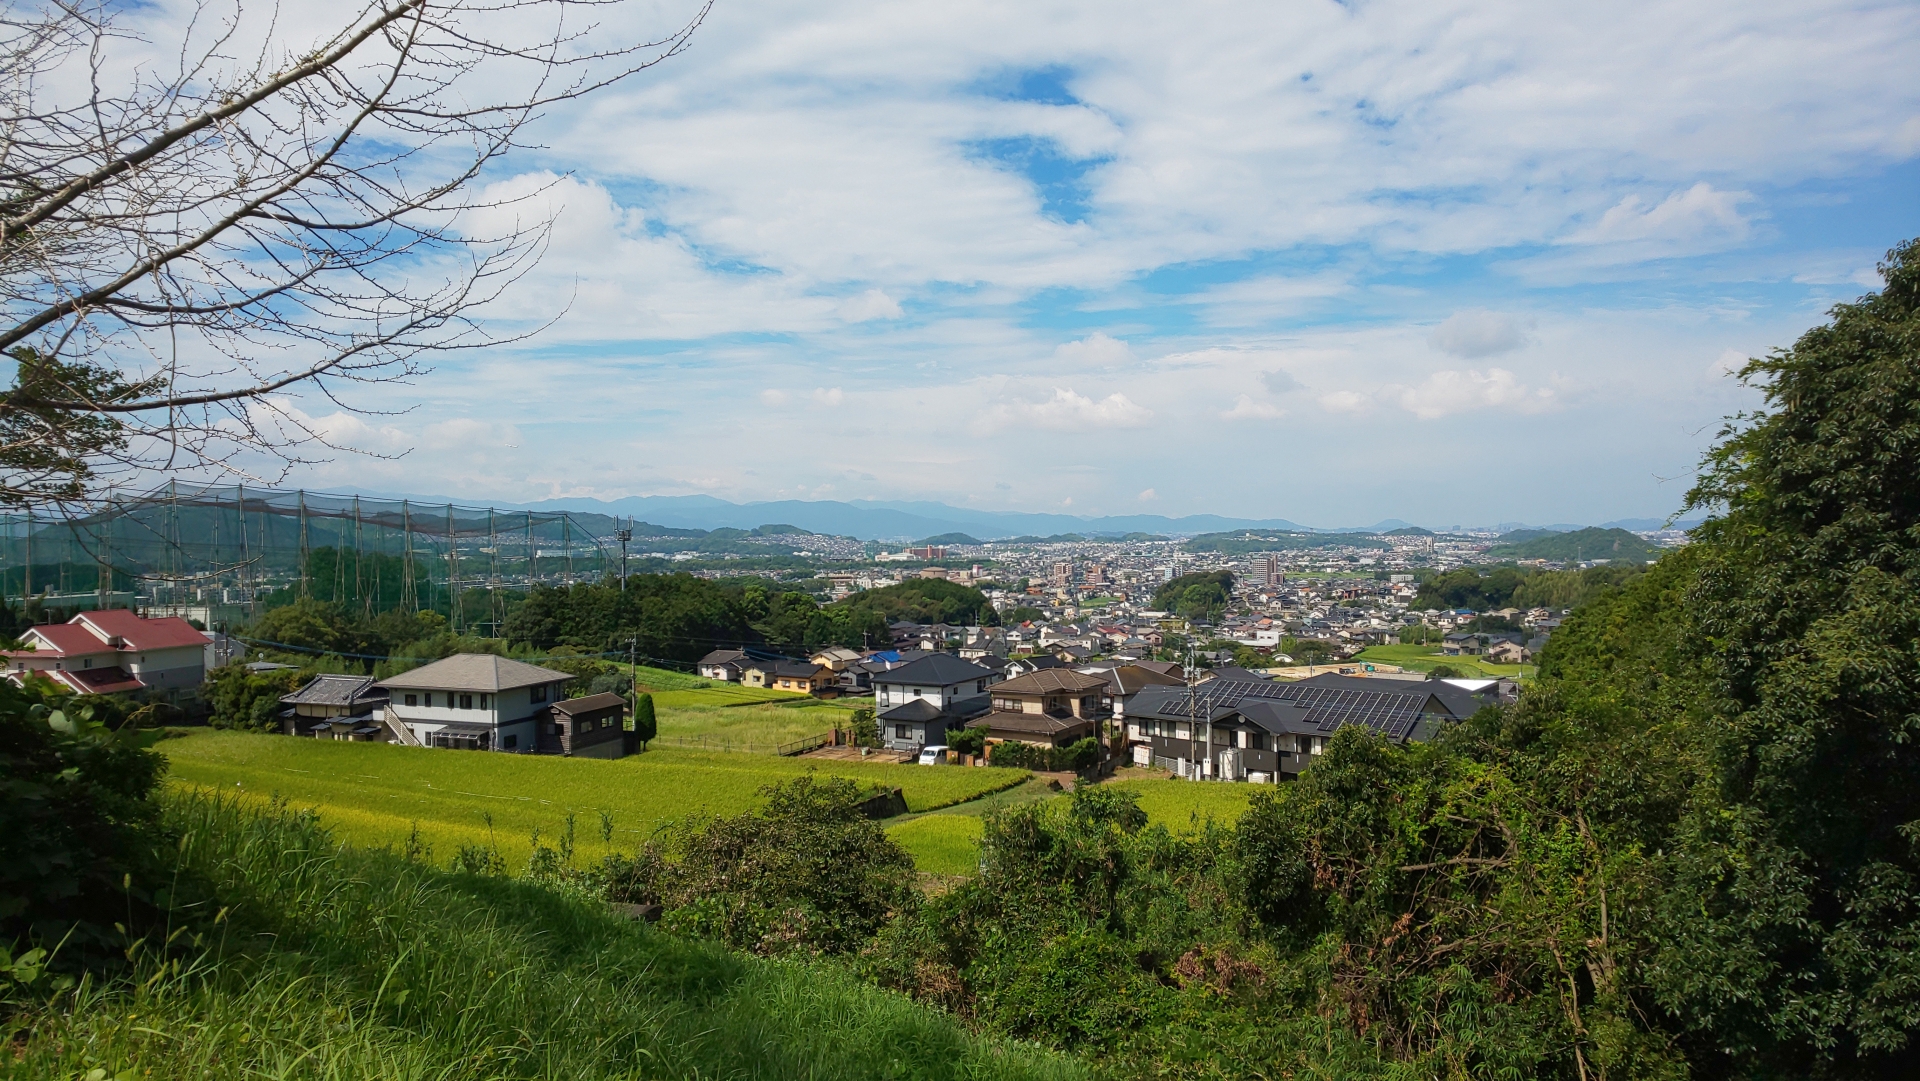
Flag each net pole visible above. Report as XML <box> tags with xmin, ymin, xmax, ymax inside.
<box><xmin>447</xmin><ymin>503</ymin><xmax>460</xmax><ymax>632</ymax></box>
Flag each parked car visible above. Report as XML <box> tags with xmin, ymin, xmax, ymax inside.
<box><xmin>916</xmin><ymin>745</ymin><xmax>949</xmax><ymax>766</ymax></box>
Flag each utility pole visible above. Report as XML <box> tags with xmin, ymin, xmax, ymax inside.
<box><xmin>617</xmin><ymin>518</ymin><xmax>632</xmax><ymax>589</ymax></box>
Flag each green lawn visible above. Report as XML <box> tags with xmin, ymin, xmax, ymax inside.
<box><xmin>160</xmin><ymin>730</ymin><xmax>1025</xmax><ymax>871</ymax></box>
<box><xmin>1353</xmin><ymin>643</ymin><xmax>1535</xmax><ymax>678</ymax></box>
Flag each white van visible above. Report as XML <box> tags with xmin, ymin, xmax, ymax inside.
<box><xmin>916</xmin><ymin>745</ymin><xmax>948</xmax><ymax>766</ymax></box>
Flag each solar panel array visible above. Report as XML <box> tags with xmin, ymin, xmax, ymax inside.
<box><xmin>1183</xmin><ymin>679</ymin><xmax>1428</xmax><ymax>740</ymax></box>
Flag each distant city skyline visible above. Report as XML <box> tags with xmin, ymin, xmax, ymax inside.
<box><xmin>227</xmin><ymin>0</ymin><xmax>1918</xmax><ymax>525</ymax></box>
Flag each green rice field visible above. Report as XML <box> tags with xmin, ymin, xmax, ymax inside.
<box><xmin>160</xmin><ymin>730</ymin><xmax>1026</xmax><ymax>871</ymax></box>
<box><xmin>885</xmin><ymin>815</ymin><xmax>986</xmax><ymax>876</ymax></box>
<box><xmin>1352</xmin><ymin>643</ymin><xmax>1534</xmax><ymax>678</ymax></box>
<box><xmin>1104</xmin><ymin>775</ymin><xmax>1260</xmax><ymax>832</ymax></box>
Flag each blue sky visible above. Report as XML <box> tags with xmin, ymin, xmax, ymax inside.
<box><xmin>263</xmin><ymin>0</ymin><xmax>1920</xmax><ymax>529</ymax></box>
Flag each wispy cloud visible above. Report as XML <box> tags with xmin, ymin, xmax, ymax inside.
<box><xmin>978</xmin><ymin>387</ymin><xmax>1153</xmax><ymax>432</ymax></box>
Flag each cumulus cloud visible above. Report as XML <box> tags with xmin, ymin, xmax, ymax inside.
<box><xmin>837</xmin><ymin>289</ymin><xmax>903</xmax><ymax>322</ymax></box>
<box><xmin>1053</xmin><ymin>332</ymin><xmax>1135</xmax><ymax>366</ymax></box>
<box><xmin>1397</xmin><ymin>368</ymin><xmax>1556</xmax><ymax>419</ymax></box>
<box><xmin>1221</xmin><ymin>394</ymin><xmax>1285</xmax><ymax>421</ymax></box>
<box><xmin>978</xmin><ymin>387</ymin><xmax>1153</xmax><ymax>432</ymax></box>
<box><xmin>1429</xmin><ymin>309</ymin><xmax>1528</xmax><ymax>359</ymax></box>
<box><xmin>1710</xmin><ymin>349</ymin><xmax>1749</xmax><ymax>377</ymax></box>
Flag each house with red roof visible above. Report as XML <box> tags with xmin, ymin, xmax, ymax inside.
<box><xmin>4</xmin><ymin>609</ymin><xmax>214</xmax><ymax>695</ymax></box>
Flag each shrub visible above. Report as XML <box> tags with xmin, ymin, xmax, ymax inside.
<box><xmin>0</xmin><ymin>679</ymin><xmax>168</xmax><ymax>962</ymax></box>
<box><xmin>600</xmin><ymin>774</ymin><xmax>915</xmax><ymax>956</ymax></box>
<box><xmin>987</xmin><ymin>736</ymin><xmax>1099</xmax><ymax>773</ymax></box>
<box><xmin>204</xmin><ymin>663</ymin><xmax>305</xmax><ymax>730</ymax></box>
<box><xmin>629</xmin><ymin>692</ymin><xmax>656</xmax><ymax>749</ymax></box>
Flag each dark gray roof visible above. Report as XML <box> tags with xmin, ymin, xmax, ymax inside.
<box><xmin>552</xmin><ymin>692</ymin><xmax>627</xmax><ymax>716</ymax></box>
<box><xmin>871</xmin><ymin>653</ymin><xmax>994</xmax><ymax>687</ymax></box>
<box><xmin>879</xmin><ymin>698</ymin><xmax>946</xmax><ymax>722</ymax></box>
<box><xmin>281</xmin><ymin>674</ymin><xmax>386</xmax><ymax>707</ymax></box>
<box><xmin>1127</xmin><ymin>675</ymin><xmax>1468</xmax><ymax>743</ymax></box>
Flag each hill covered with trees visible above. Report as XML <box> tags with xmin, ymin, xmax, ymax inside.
<box><xmin>1484</xmin><ymin>525</ymin><xmax>1663</xmax><ymax>562</ymax></box>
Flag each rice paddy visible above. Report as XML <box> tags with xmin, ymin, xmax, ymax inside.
<box><xmin>160</xmin><ymin>729</ymin><xmax>1026</xmax><ymax>871</ymax></box>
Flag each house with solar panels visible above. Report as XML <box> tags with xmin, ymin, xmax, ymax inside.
<box><xmin>1122</xmin><ymin>673</ymin><xmax>1488</xmax><ymax>782</ymax></box>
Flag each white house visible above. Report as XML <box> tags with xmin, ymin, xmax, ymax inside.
<box><xmin>376</xmin><ymin>654</ymin><xmax>574</xmax><ymax>752</ymax></box>
<box><xmin>3</xmin><ymin>609</ymin><xmax>213</xmax><ymax>694</ymax></box>
<box><xmin>870</xmin><ymin>652</ymin><xmax>999</xmax><ymax>752</ymax></box>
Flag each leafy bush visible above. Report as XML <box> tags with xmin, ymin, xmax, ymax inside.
<box><xmin>600</xmin><ymin>775</ymin><xmax>916</xmax><ymax>956</ymax></box>
<box><xmin>0</xmin><ymin>679</ymin><xmax>168</xmax><ymax>962</ymax></box>
<box><xmin>204</xmin><ymin>663</ymin><xmax>305</xmax><ymax>730</ymax></box>
<box><xmin>987</xmin><ymin>736</ymin><xmax>1099</xmax><ymax>773</ymax></box>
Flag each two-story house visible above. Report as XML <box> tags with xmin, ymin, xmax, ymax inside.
<box><xmin>871</xmin><ymin>653</ymin><xmax>998</xmax><ymax>753</ymax></box>
<box><xmin>978</xmin><ymin>668</ymin><xmax>1112</xmax><ymax>749</ymax></box>
<box><xmin>1124</xmin><ymin>673</ymin><xmax>1485</xmax><ymax>781</ymax></box>
<box><xmin>376</xmin><ymin>654</ymin><xmax>574</xmax><ymax>751</ymax></box>
<box><xmin>3</xmin><ymin>608</ymin><xmax>212</xmax><ymax>695</ymax></box>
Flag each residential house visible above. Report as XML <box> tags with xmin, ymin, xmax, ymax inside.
<box><xmin>1100</xmin><ymin>663</ymin><xmax>1186</xmax><ymax>720</ymax></box>
<box><xmin>539</xmin><ymin>692</ymin><xmax>629</xmax><ymax>758</ymax></box>
<box><xmin>1002</xmin><ymin>654</ymin><xmax>1068</xmax><ymax>678</ymax></box>
<box><xmin>1485</xmin><ymin>640</ymin><xmax>1531</xmax><ymax>665</ymax></box>
<box><xmin>871</xmin><ymin>653</ymin><xmax>997</xmax><ymax>753</ymax></box>
<box><xmin>377</xmin><ymin>654</ymin><xmax>574</xmax><ymax>751</ymax></box>
<box><xmin>696</xmin><ymin>647</ymin><xmax>783</xmax><ymax>682</ymax></box>
<box><xmin>1441</xmin><ymin>632</ymin><xmax>1483</xmax><ymax>656</ymax></box>
<box><xmin>978</xmin><ymin>669</ymin><xmax>1112</xmax><ymax>750</ymax></box>
<box><xmin>4</xmin><ymin>609</ymin><xmax>212</xmax><ymax>695</ymax></box>
<box><xmin>809</xmin><ymin>646</ymin><xmax>863</xmax><ymax>673</ymax></box>
<box><xmin>1123</xmin><ymin>673</ymin><xmax>1483</xmax><ymax>781</ymax></box>
<box><xmin>280</xmin><ymin>675</ymin><xmax>389</xmax><ymax>739</ymax></box>
<box><xmin>768</xmin><ymin>660</ymin><xmax>835</xmax><ymax>696</ymax></box>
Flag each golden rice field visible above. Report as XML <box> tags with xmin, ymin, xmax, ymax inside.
<box><xmin>160</xmin><ymin>729</ymin><xmax>1026</xmax><ymax>871</ymax></box>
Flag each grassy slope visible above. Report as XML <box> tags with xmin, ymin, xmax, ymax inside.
<box><xmin>1353</xmin><ymin>642</ymin><xmax>1534</xmax><ymax>678</ymax></box>
<box><xmin>161</xmin><ymin>730</ymin><xmax>1026</xmax><ymax>870</ymax></box>
<box><xmin>6</xmin><ymin>795</ymin><xmax>1080</xmax><ymax>1081</ymax></box>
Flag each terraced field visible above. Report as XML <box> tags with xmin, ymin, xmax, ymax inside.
<box><xmin>161</xmin><ymin>730</ymin><xmax>1026</xmax><ymax>870</ymax></box>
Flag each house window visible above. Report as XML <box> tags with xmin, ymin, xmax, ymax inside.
<box><xmin>423</xmin><ymin>693</ymin><xmax>433</xmax><ymax>707</ymax></box>
<box><xmin>404</xmin><ymin>694</ymin><xmax>418</xmax><ymax>707</ymax></box>
<box><xmin>480</xmin><ymin>694</ymin><xmax>489</xmax><ymax>709</ymax></box>
<box><xmin>912</xmin><ymin>688</ymin><xmax>923</xmax><ymax>696</ymax></box>
<box><xmin>530</xmin><ymin>684</ymin><xmax>548</xmax><ymax>703</ymax></box>
<box><xmin>83</xmin><ymin>657</ymin><xmax>92</xmax><ymax>668</ymax></box>
<box><xmin>459</xmin><ymin>694</ymin><xmax>473</xmax><ymax>710</ymax></box>
<box><xmin>894</xmin><ymin>724</ymin><xmax>909</xmax><ymax>740</ymax></box>
<box><xmin>504</xmin><ymin>734</ymin><xmax>518</xmax><ymax>749</ymax></box>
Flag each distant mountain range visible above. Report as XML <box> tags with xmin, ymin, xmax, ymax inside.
<box><xmin>290</xmin><ymin>489</ymin><xmax>1691</xmax><ymax>542</ymax></box>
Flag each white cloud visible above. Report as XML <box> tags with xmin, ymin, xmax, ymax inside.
<box><xmin>978</xmin><ymin>387</ymin><xmax>1153</xmax><ymax>432</ymax></box>
<box><xmin>812</xmin><ymin>387</ymin><xmax>845</xmax><ymax>405</ymax></box>
<box><xmin>1053</xmin><ymin>332</ymin><xmax>1135</xmax><ymax>366</ymax></box>
<box><xmin>1320</xmin><ymin>390</ymin><xmax>1372</xmax><ymax>414</ymax></box>
<box><xmin>1429</xmin><ymin>309</ymin><xmax>1527</xmax><ymax>359</ymax></box>
<box><xmin>1570</xmin><ymin>183</ymin><xmax>1752</xmax><ymax>248</ymax></box>
<box><xmin>1138</xmin><ymin>487</ymin><xmax>1157</xmax><ymax>501</ymax></box>
<box><xmin>1710</xmin><ymin>349</ymin><xmax>1748</xmax><ymax>377</ymax></box>
<box><xmin>1221</xmin><ymin>394</ymin><xmax>1285</xmax><ymax>420</ymax></box>
<box><xmin>760</xmin><ymin>389</ymin><xmax>790</xmax><ymax>405</ymax></box>
<box><xmin>1397</xmin><ymin>368</ymin><xmax>1556</xmax><ymax>419</ymax></box>
<box><xmin>837</xmin><ymin>289</ymin><xmax>903</xmax><ymax>322</ymax></box>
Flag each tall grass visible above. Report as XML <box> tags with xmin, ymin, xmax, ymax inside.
<box><xmin>4</xmin><ymin>793</ymin><xmax>1083</xmax><ymax>1081</ymax></box>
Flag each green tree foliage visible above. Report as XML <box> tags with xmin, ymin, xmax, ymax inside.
<box><xmin>1414</xmin><ymin>563</ymin><xmax>1645</xmax><ymax>613</ymax></box>
<box><xmin>831</xmin><ymin>579</ymin><xmax>997</xmax><ymax>627</ymax></box>
<box><xmin>504</xmin><ymin>574</ymin><xmax>759</xmax><ymax>660</ymax></box>
<box><xmin>1151</xmin><ymin>571</ymin><xmax>1234</xmax><ymax>620</ymax></box>
<box><xmin>601</xmin><ymin>775</ymin><xmax>915</xmax><ymax>956</ymax></box>
<box><xmin>0</xmin><ymin>348</ymin><xmax>163</xmax><ymax>505</ymax></box>
<box><xmin>1185</xmin><ymin>530</ymin><xmax>1388</xmax><ymax>555</ymax></box>
<box><xmin>630</xmin><ymin>692</ymin><xmax>656</xmax><ymax>749</ymax></box>
<box><xmin>1644</xmin><ymin>238</ymin><xmax>1920</xmax><ymax>1073</ymax></box>
<box><xmin>743</xmin><ymin>581</ymin><xmax>889</xmax><ymax>652</ymax></box>
<box><xmin>0</xmin><ymin>678</ymin><xmax>168</xmax><ymax>961</ymax></box>
<box><xmin>204</xmin><ymin>664</ymin><xmax>306</xmax><ymax>731</ymax></box>
<box><xmin>985</xmin><ymin>737</ymin><xmax>1100</xmax><ymax>773</ymax></box>
<box><xmin>1485</xmin><ymin>526</ymin><xmax>1663</xmax><ymax>563</ymax></box>
<box><xmin>1004</xmin><ymin>605</ymin><xmax>1044</xmax><ymax>624</ymax></box>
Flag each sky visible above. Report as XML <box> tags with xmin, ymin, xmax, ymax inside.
<box><xmin>260</xmin><ymin>0</ymin><xmax>1919</xmax><ymax>528</ymax></box>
